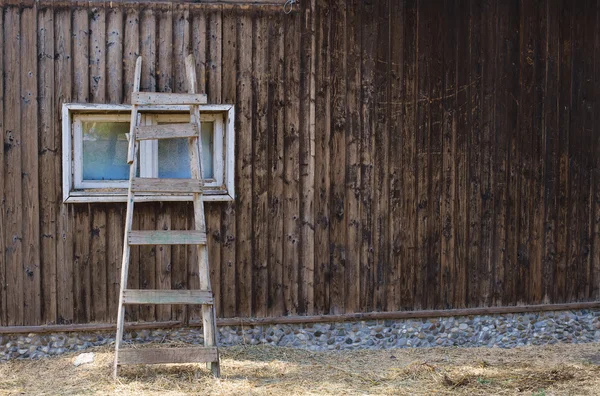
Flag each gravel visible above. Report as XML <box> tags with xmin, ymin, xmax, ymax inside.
<box><xmin>2</xmin><ymin>309</ymin><xmax>600</xmax><ymax>361</ymax></box>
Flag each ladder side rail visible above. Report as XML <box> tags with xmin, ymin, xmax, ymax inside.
<box><xmin>114</xmin><ymin>56</ymin><xmax>142</xmax><ymax>379</ymax></box>
<box><xmin>185</xmin><ymin>54</ymin><xmax>220</xmax><ymax>377</ymax></box>
<box><xmin>113</xmin><ymin>138</ymin><xmax>140</xmax><ymax>379</ymax></box>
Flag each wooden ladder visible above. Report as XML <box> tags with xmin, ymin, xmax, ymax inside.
<box><xmin>113</xmin><ymin>55</ymin><xmax>220</xmax><ymax>379</ymax></box>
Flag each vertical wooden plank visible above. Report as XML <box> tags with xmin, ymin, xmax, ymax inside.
<box><xmin>578</xmin><ymin>0</ymin><xmax>595</xmax><ymax>301</ymax></box>
<box><xmin>567</xmin><ymin>1</ymin><xmax>582</xmax><ymax>303</ymax></box>
<box><xmin>359</xmin><ymin>0</ymin><xmax>375</xmax><ymax>313</ymax></box>
<box><xmin>155</xmin><ymin>210</ymin><xmax>172</xmax><ymax>321</ymax></box>
<box><xmin>54</xmin><ymin>7</ymin><xmax>74</xmax><ymax>324</ymax></box>
<box><xmin>531</xmin><ymin>0</ymin><xmax>548</xmax><ymax>303</ymax></box>
<box><xmin>299</xmin><ymin>0</ymin><xmax>316</xmax><ymax>315</ymax></box>
<box><xmin>17</xmin><ymin>3</ymin><xmax>41</xmax><ymax>325</ymax></box>
<box><xmin>205</xmin><ymin>203</ymin><xmax>221</xmax><ymax>319</ymax></box>
<box><xmin>415</xmin><ymin>0</ymin><xmax>430</xmax><ymax>310</ymax></box>
<box><xmin>283</xmin><ymin>9</ymin><xmax>300</xmax><ymax>315</ymax></box>
<box><xmin>192</xmin><ymin>7</ymin><xmax>207</xmax><ymax>95</ymax></box>
<box><xmin>106</xmin><ymin>5</ymin><xmax>124</xmax><ymax>322</ymax></box>
<box><xmin>138</xmin><ymin>204</ymin><xmax>156</xmax><ymax>321</ymax></box>
<box><xmin>237</xmin><ymin>10</ymin><xmax>254</xmax><ymax>317</ymax></box>
<box><xmin>555</xmin><ymin>0</ymin><xmax>572</xmax><ymax>303</ymax></box>
<box><xmin>426</xmin><ymin>0</ymin><xmax>443</xmax><ymax>309</ymax></box>
<box><xmin>479</xmin><ymin>0</ymin><xmax>497</xmax><ymax>307</ymax></box>
<box><xmin>329</xmin><ymin>0</ymin><xmax>347</xmax><ymax>314</ymax></box>
<box><xmin>89</xmin><ymin>5</ymin><xmax>106</xmax><ymax>103</ymax></box>
<box><xmin>90</xmin><ymin>209</ymin><xmax>107</xmax><ymax>321</ymax></box>
<box><xmin>173</xmin><ymin>2</ymin><xmax>190</xmax><ymax>93</ymax></box>
<box><xmin>374</xmin><ymin>0</ymin><xmax>392</xmax><ymax>310</ymax></box>
<box><xmin>440</xmin><ymin>0</ymin><xmax>457</xmax><ymax>309</ymax></box>
<box><xmin>504</xmin><ymin>0</ymin><xmax>522</xmax><ymax>306</ymax></box>
<box><xmin>252</xmin><ymin>11</ymin><xmax>268</xmax><ymax>318</ymax></box>
<box><xmin>0</xmin><ymin>3</ymin><xmax>6</xmax><ymax>326</ymax></box>
<box><xmin>452</xmin><ymin>0</ymin><xmax>470</xmax><ymax>308</ymax></box>
<box><xmin>591</xmin><ymin>2</ymin><xmax>600</xmax><ymax>301</ymax></box>
<box><xmin>207</xmin><ymin>8</ymin><xmax>222</xmax><ymax>103</ymax></box>
<box><xmin>158</xmin><ymin>3</ymin><xmax>173</xmax><ymax>94</ymax></box>
<box><xmin>4</xmin><ymin>5</ymin><xmax>23</xmax><ymax>326</ymax></box>
<box><xmin>492</xmin><ymin>1</ymin><xmax>512</xmax><ymax>306</ymax></box>
<box><xmin>23</xmin><ymin>4</ymin><xmax>42</xmax><ymax>325</ymax></box>
<box><xmin>399</xmin><ymin>0</ymin><xmax>418</xmax><ymax>310</ymax></box>
<box><xmin>39</xmin><ymin>5</ymin><xmax>56</xmax><ymax>325</ymax></box>
<box><xmin>123</xmin><ymin>4</ymin><xmax>140</xmax><ymax>103</ymax></box>
<box><xmin>73</xmin><ymin>206</ymin><xmax>91</xmax><ymax>323</ymax></box>
<box><xmin>267</xmin><ymin>11</ymin><xmax>285</xmax><ymax>317</ymax></box>
<box><xmin>467</xmin><ymin>0</ymin><xmax>482</xmax><ymax>307</ymax></box>
<box><xmin>517</xmin><ymin>0</ymin><xmax>535</xmax><ymax>305</ymax></box>
<box><xmin>542</xmin><ymin>0</ymin><xmax>559</xmax><ymax>304</ymax></box>
<box><xmin>107</xmin><ymin>207</ymin><xmax>124</xmax><ymax>322</ymax></box>
<box><xmin>89</xmin><ymin>5</ymin><xmax>108</xmax><ymax>322</ymax></box>
<box><xmin>345</xmin><ymin>0</ymin><xmax>362</xmax><ymax>313</ymax></box>
<box><xmin>313</xmin><ymin>0</ymin><xmax>330</xmax><ymax>315</ymax></box>
<box><xmin>220</xmin><ymin>7</ymin><xmax>237</xmax><ymax>318</ymax></box>
<box><xmin>170</xmin><ymin>204</ymin><xmax>189</xmax><ymax>322</ymax></box>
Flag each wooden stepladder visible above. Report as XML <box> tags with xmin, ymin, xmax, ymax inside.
<box><xmin>113</xmin><ymin>55</ymin><xmax>220</xmax><ymax>379</ymax></box>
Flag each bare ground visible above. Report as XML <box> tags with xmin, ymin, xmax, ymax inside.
<box><xmin>1</xmin><ymin>342</ymin><xmax>600</xmax><ymax>395</ymax></box>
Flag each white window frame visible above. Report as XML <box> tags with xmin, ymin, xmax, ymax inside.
<box><xmin>62</xmin><ymin>103</ymin><xmax>235</xmax><ymax>203</ymax></box>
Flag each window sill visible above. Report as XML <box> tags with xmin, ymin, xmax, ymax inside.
<box><xmin>64</xmin><ymin>190</ymin><xmax>234</xmax><ymax>203</ymax></box>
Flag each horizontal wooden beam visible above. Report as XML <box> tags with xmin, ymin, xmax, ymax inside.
<box><xmin>135</xmin><ymin>123</ymin><xmax>199</xmax><ymax>140</ymax></box>
<box><xmin>128</xmin><ymin>231</ymin><xmax>207</xmax><ymax>245</ymax></box>
<box><xmin>118</xmin><ymin>347</ymin><xmax>218</xmax><ymax>365</ymax></box>
<box><xmin>1</xmin><ymin>301</ymin><xmax>599</xmax><ymax>334</ymax></box>
<box><xmin>131</xmin><ymin>178</ymin><xmax>203</xmax><ymax>193</ymax></box>
<box><xmin>122</xmin><ymin>289</ymin><xmax>213</xmax><ymax>305</ymax></box>
<box><xmin>38</xmin><ymin>1</ymin><xmax>295</xmax><ymax>12</ymax></box>
<box><xmin>132</xmin><ymin>92</ymin><xmax>207</xmax><ymax>106</ymax></box>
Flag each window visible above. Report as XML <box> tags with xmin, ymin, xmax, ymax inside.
<box><xmin>62</xmin><ymin>103</ymin><xmax>234</xmax><ymax>202</ymax></box>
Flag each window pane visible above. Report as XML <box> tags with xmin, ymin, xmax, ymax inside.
<box><xmin>82</xmin><ymin>121</ymin><xmax>130</xmax><ymax>180</ymax></box>
<box><xmin>158</xmin><ymin>121</ymin><xmax>214</xmax><ymax>179</ymax></box>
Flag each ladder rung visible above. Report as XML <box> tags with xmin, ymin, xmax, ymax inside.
<box><xmin>135</xmin><ymin>123</ymin><xmax>199</xmax><ymax>140</ymax></box>
<box><xmin>118</xmin><ymin>347</ymin><xmax>218</xmax><ymax>365</ymax></box>
<box><xmin>129</xmin><ymin>230</ymin><xmax>206</xmax><ymax>245</ymax></box>
<box><xmin>131</xmin><ymin>178</ymin><xmax>203</xmax><ymax>193</ymax></box>
<box><xmin>122</xmin><ymin>289</ymin><xmax>214</xmax><ymax>305</ymax></box>
<box><xmin>132</xmin><ymin>92</ymin><xmax>207</xmax><ymax>106</ymax></box>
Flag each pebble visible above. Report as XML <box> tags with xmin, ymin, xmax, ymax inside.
<box><xmin>2</xmin><ymin>309</ymin><xmax>600</xmax><ymax>360</ymax></box>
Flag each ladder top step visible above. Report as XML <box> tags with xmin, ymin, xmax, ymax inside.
<box><xmin>122</xmin><ymin>289</ymin><xmax>214</xmax><ymax>305</ymax></box>
<box><xmin>118</xmin><ymin>346</ymin><xmax>219</xmax><ymax>365</ymax></box>
<box><xmin>129</xmin><ymin>230</ymin><xmax>207</xmax><ymax>245</ymax></box>
<box><xmin>135</xmin><ymin>123</ymin><xmax>199</xmax><ymax>140</ymax></box>
<box><xmin>131</xmin><ymin>178</ymin><xmax>203</xmax><ymax>193</ymax></box>
<box><xmin>132</xmin><ymin>92</ymin><xmax>207</xmax><ymax>106</ymax></box>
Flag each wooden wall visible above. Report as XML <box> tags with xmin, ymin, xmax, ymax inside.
<box><xmin>1</xmin><ymin>0</ymin><xmax>600</xmax><ymax>327</ymax></box>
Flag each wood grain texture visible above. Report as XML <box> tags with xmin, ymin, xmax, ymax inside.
<box><xmin>252</xmin><ymin>12</ymin><xmax>269</xmax><ymax>318</ymax></box>
<box><xmin>4</xmin><ymin>6</ymin><xmax>23</xmax><ymax>326</ymax></box>
<box><xmin>118</xmin><ymin>347</ymin><xmax>218</xmax><ymax>365</ymax></box>
<box><xmin>329</xmin><ymin>0</ymin><xmax>346</xmax><ymax>314</ymax></box>
<box><xmin>21</xmin><ymin>6</ymin><xmax>41</xmax><ymax>325</ymax></box>
<box><xmin>2</xmin><ymin>2</ymin><xmax>600</xmax><ymax>326</ymax></box>
<box><xmin>0</xmin><ymin>6</ymin><xmax>5</xmax><ymax>326</ymax></box>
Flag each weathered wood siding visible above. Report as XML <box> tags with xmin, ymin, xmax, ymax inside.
<box><xmin>1</xmin><ymin>0</ymin><xmax>600</xmax><ymax>326</ymax></box>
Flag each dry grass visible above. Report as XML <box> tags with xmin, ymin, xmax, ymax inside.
<box><xmin>1</xmin><ymin>342</ymin><xmax>600</xmax><ymax>395</ymax></box>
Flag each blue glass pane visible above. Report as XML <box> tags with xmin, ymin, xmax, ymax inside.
<box><xmin>158</xmin><ymin>122</ymin><xmax>214</xmax><ymax>179</ymax></box>
<box><xmin>82</xmin><ymin>121</ymin><xmax>130</xmax><ymax>180</ymax></box>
